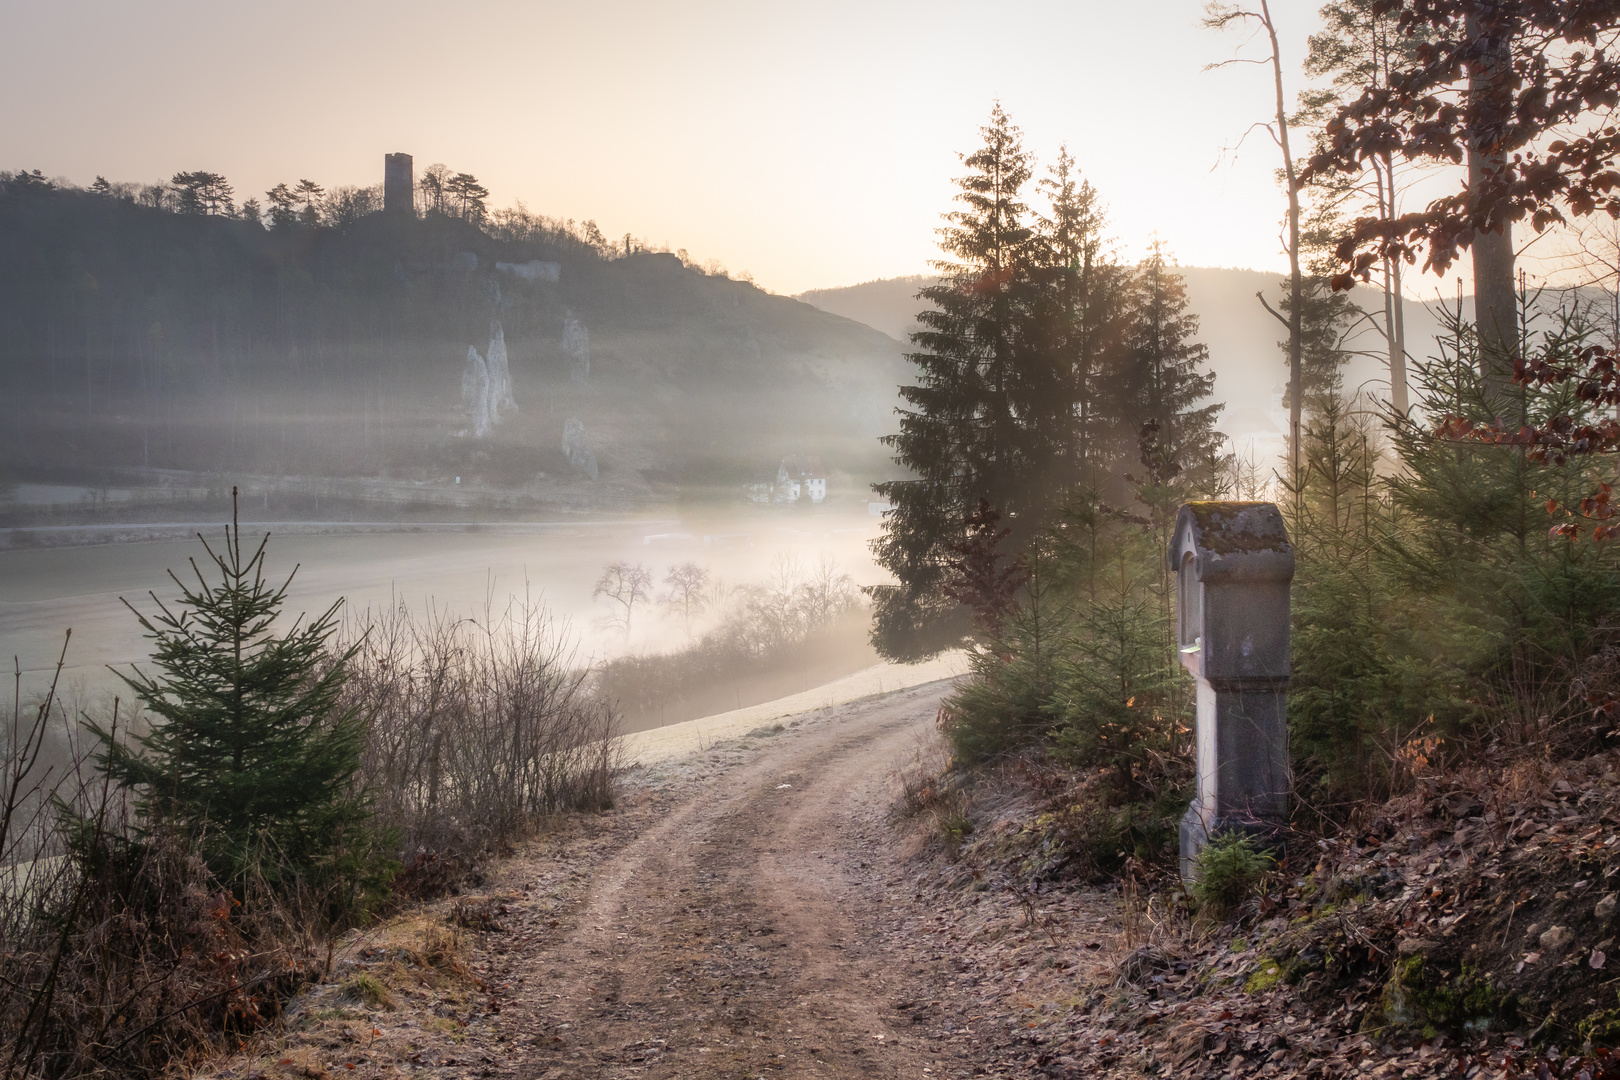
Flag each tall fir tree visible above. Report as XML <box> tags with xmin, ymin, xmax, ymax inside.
<box><xmin>1119</xmin><ymin>244</ymin><xmax>1224</xmax><ymax>515</ymax></box>
<box><xmin>1032</xmin><ymin>148</ymin><xmax>1130</xmax><ymax>492</ymax></box>
<box><xmin>871</xmin><ymin>104</ymin><xmax>1043</xmax><ymax>660</ymax></box>
<box><xmin>93</xmin><ymin>493</ymin><xmax>376</xmax><ymax>888</ymax></box>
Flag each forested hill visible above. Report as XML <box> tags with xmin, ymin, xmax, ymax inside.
<box><xmin>0</xmin><ymin>178</ymin><xmax>904</xmax><ymax>505</ymax></box>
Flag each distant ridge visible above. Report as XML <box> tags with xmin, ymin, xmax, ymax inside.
<box><xmin>797</xmin><ymin>268</ymin><xmax>1456</xmax><ymax>458</ymax></box>
<box><xmin>796</xmin><ymin>276</ymin><xmax>936</xmax><ymax>343</ymax></box>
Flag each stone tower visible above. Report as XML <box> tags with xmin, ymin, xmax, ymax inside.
<box><xmin>384</xmin><ymin>153</ymin><xmax>413</xmax><ymax>214</ymax></box>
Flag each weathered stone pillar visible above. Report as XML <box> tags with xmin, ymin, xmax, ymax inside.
<box><xmin>1170</xmin><ymin>502</ymin><xmax>1294</xmax><ymax>881</ymax></box>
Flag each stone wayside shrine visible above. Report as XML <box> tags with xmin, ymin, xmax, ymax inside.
<box><xmin>1171</xmin><ymin>501</ymin><xmax>1295</xmax><ymax>881</ymax></box>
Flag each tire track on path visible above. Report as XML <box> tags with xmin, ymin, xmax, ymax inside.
<box><xmin>505</xmin><ymin>685</ymin><xmax>980</xmax><ymax>1079</ymax></box>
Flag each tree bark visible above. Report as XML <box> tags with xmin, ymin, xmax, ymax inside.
<box><xmin>1467</xmin><ymin>8</ymin><xmax>1518</xmax><ymax>404</ymax></box>
<box><xmin>1390</xmin><ymin>255</ymin><xmax>1409</xmax><ymax>413</ymax></box>
<box><xmin>1261</xmin><ymin>0</ymin><xmax>1304</xmax><ymax>485</ymax></box>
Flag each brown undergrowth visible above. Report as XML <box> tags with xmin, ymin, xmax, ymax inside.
<box><xmin>896</xmin><ymin>734</ymin><xmax>1620</xmax><ymax>1079</ymax></box>
<box><xmin>0</xmin><ymin>585</ymin><xmax>620</xmax><ymax>1080</ymax></box>
<box><xmin>186</xmin><ymin>766</ymin><xmax>695</xmax><ymax>1080</ymax></box>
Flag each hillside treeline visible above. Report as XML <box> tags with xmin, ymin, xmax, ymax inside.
<box><xmin>0</xmin><ymin>168</ymin><xmax>902</xmax><ymax>491</ymax></box>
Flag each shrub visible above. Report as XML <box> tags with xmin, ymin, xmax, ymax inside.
<box><xmin>941</xmin><ymin>550</ymin><xmax>1070</xmax><ymax>765</ymax></box>
<box><xmin>1190</xmin><ymin>831</ymin><xmax>1273</xmax><ymax>915</ymax></box>
<box><xmin>1285</xmin><ymin>306</ymin><xmax>1620</xmax><ymax>809</ymax></box>
<box><xmin>0</xmin><ymin>522</ymin><xmax>621</xmax><ymax>1079</ymax></box>
<box><xmin>341</xmin><ymin>591</ymin><xmax>619</xmax><ymax>892</ymax></box>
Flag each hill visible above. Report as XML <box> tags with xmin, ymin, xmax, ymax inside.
<box><xmin>798</xmin><ymin>268</ymin><xmax>1455</xmax><ymax>461</ymax></box>
<box><xmin>0</xmin><ymin>180</ymin><xmax>906</xmax><ymax>514</ymax></box>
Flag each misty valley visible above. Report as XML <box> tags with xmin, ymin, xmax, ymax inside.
<box><xmin>6</xmin><ymin>3</ymin><xmax>1620</xmax><ymax>1079</ymax></box>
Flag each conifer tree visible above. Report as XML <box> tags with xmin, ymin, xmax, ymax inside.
<box><xmin>1032</xmin><ymin>148</ymin><xmax>1129</xmax><ymax>491</ymax></box>
<box><xmin>1384</xmin><ymin>305</ymin><xmax>1620</xmax><ymax>714</ymax></box>
<box><xmin>871</xmin><ymin>104</ymin><xmax>1042</xmax><ymax>660</ymax></box>
<box><xmin>1044</xmin><ymin>499</ymin><xmax>1187</xmax><ymax>799</ymax></box>
<box><xmin>1274</xmin><ymin>274</ymin><xmax>1360</xmax><ymax>401</ymax></box>
<box><xmin>1284</xmin><ymin>389</ymin><xmax>1411</xmax><ymax>802</ymax></box>
<box><xmin>1119</xmin><ymin>245</ymin><xmax>1224</xmax><ymax>516</ymax></box>
<box><xmin>93</xmin><ymin>492</ymin><xmax>374</xmax><ymax>887</ymax></box>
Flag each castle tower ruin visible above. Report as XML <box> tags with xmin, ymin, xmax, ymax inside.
<box><xmin>384</xmin><ymin>153</ymin><xmax>414</xmax><ymax>214</ymax></box>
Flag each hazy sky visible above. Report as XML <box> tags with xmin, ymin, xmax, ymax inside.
<box><xmin>3</xmin><ymin>0</ymin><xmax>1364</xmax><ymax>295</ymax></box>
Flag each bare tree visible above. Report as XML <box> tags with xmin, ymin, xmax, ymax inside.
<box><xmin>658</xmin><ymin>562</ymin><xmax>710</xmax><ymax>638</ymax></box>
<box><xmin>1206</xmin><ymin>0</ymin><xmax>1306</xmax><ymax>485</ymax></box>
<box><xmin>1554</xmin><ymin>216</ymin><xmax>1620</xmax><ymax>356</ymax></box>
<box><xmin>1299</xmin><ymin>0</ymin><xmax>1434</xmax><ymax>414</ymax></box>
<box><xmin>797</xmin><ymin>555</ymin><xmax>859</xmax><ymax>626</ymax></box>
<box><xmin>418</xmin><ymin>164</ymin><xmax>451</xmax><ymax>217</ymax></box>
<box><xmin>593</xmin><ymin>561</ymin><xmax>653</xmax><ymax>638</ymax></box>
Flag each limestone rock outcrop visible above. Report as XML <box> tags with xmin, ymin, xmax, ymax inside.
<box><xmin>487</xmin><ymin>320</ymin><xmax>516</xmax><ymax>416</ymax></box>
<box><xmin>462</xmin><ymin>347</ymin><xmax>491</xmax><ymax>437</ymax></box>
<box><xmin>563</xmin><ymin>314</ymin><xmax>590</xmax><ymax>384</ymax></box>
<box><xmin>562</xmin><ymin>418</ymin><xmax>598</xmax><ymax>481</ymax></box>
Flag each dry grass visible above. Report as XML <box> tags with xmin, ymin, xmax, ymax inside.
<box><xmin>199</xmin><ymin>894</ymin><xmax>501</xmax><ymax>1080</ymax></box>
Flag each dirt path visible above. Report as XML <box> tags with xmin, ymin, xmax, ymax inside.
<box><xmin>500</xmin><ymin>686</ymin><xmax>973</xmax><ymax>1079</ymax></box>
<box><xmin>231</xmin><ymin>685</ymin><xmax>1116</xmax><ymax>1080</ymax></box>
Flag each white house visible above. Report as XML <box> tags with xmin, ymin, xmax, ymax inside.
<box><xmin>744</xmin><ymin>456</ymin><xmax>827</xmax><ymax>504</ymax></box>
<box><xmin>778</xmin><ymin>455</ymin><xmax>826</xmax><ymax>504</ymax></box>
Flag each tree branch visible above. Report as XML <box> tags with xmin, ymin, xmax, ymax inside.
<box><xmin>1256</xmin><ymin>290</ymin><xmax>1290</xmax><ymax>329</ymax></box>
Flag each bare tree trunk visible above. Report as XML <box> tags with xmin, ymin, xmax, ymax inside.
<box><xmin>1377</xmin><ymin>153</ymin><xmax>1410</xmax><ymax>414</ymax></box>
<box><xmin>1261</xmin><ymin>0</ymin><xmax>1305</xmax><ymax>484</ymax></box>
<box><xmin>1391</xmin><ymin>256</ymin><xmax>1409</xmax><ymax>413</ymax></box>
<box><xmin>1381</xmin><ymin>256</ymin><xmax>1406</xmax><ymax>413</ymax></box>
<box><xmin>1467</xmin><ymin>9</ymin><xmax>1519</xmax><ymax>405</ymax></box>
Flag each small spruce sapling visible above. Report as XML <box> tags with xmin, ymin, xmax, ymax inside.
<box><xmin>91</xmin><ymin>490</ymin><xmax>377</xmax><ymax>893</ymax></box>
<box><xmin>1190</xmin><ymin>831</ymin><xmax>1273</xmax><ymax>916</ymax></box>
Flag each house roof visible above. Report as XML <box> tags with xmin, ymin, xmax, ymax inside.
<box><xmin>780</xmin><ymin>454</ymin><xmax>825</xmax><ymax>479</ymax></box>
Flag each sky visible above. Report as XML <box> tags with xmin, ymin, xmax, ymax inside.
<box><xmin>2</xmin><ymin>0</ymin><xmax>1377</xmax><ymax>296</ymax></box>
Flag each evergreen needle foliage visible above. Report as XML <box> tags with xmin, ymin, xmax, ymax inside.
<box><xmin>1190</xmin><ymin>831</ymin><xmax>1273</xmax><ymax>915</ymax></box>
<box><xmin>871</xmin><ymin>104</ymin><xmax>1041</xmax><ymax>660</ymax></box>
<box><xmin>1048</xmin><ymin>520</ymin><xmax>1186</xmax><ymax>800</ymax></box>
<box><xmin>91</xmin><ymin>491</ymin><xmax>381</xmax><ymax>894</ymax></box>
<box><xmin>873</xmin><ymin>106</ymin><xmax>1227</xmax><ymax>661</ymax></box>
<box><xmin>1284</xmin><ymin>296</ymin><xmax>1620</xmax><ymax>809</ymax></box>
